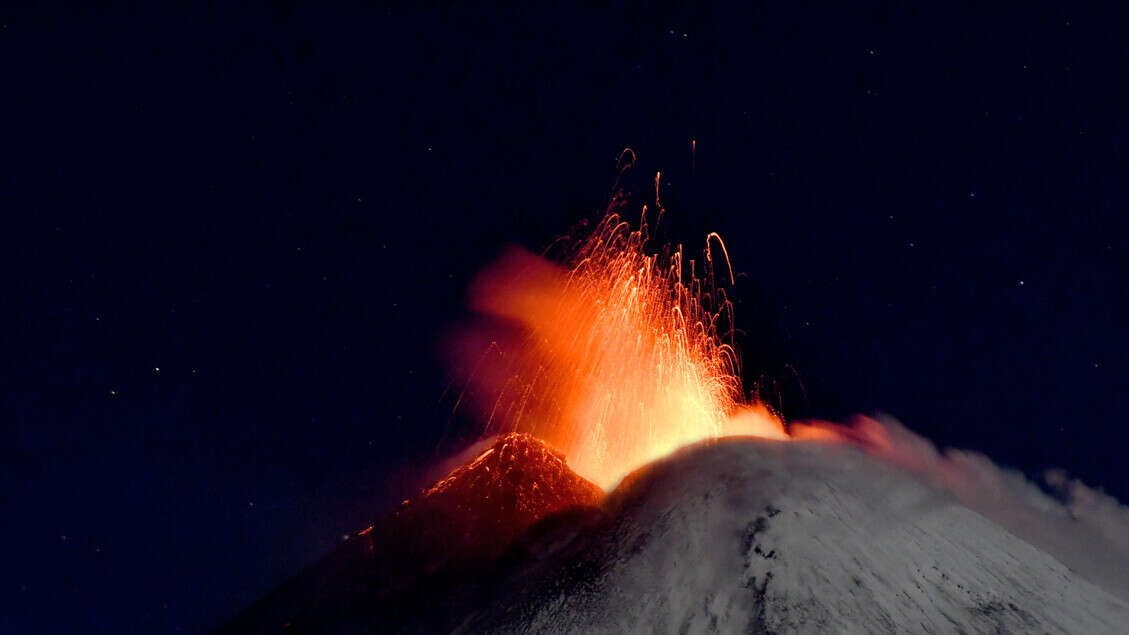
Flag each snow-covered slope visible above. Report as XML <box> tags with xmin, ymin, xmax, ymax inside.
<box><xmin>465</xmin><ymin>438</ymin><xmax>1129</xmax><ymax>634</ymax></box>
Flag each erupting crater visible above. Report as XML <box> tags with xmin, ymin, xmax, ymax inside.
<box><xmin>449</xmin><ymin>149</ymin><xmax>791</xmax><ymax>490</ymax></box>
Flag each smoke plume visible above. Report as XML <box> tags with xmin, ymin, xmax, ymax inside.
<box><xmin>802</xmin><ymin>414</ymin><xmax>1129</xmax><ymax>602</ymax></box>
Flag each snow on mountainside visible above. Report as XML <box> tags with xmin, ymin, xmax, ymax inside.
<box><xmin>464</xmin><ymin>438</ymin><xmax>1129</xmax><ymax>634</ymax></box>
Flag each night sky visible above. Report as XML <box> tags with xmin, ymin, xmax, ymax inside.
<box><xmin>6</xmin><ymin>4</ymin><xmax>1129</xmax><ymax>633</ymax></box>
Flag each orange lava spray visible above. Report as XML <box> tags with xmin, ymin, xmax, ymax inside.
<box><xmin>453</xmin><ymin>150</ymin><xmax>785</xmax><ymax>490</ymax></box>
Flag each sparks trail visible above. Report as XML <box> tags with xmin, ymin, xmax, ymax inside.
<box><xmin>449</xmin><ymin>149</ymin><xmax>787</xmax><ymax>490</ymax></box>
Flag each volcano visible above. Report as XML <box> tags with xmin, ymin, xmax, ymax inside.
<box><xmin>221</xmin><ymin>435</ymin><xmax>1129</xmax><ymax>634</ymax></box>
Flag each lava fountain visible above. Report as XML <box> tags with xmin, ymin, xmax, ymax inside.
<box><xmin>450</xmin><ymin>150</ymin><xmax>786</xmax><ymax>490</ymax></box>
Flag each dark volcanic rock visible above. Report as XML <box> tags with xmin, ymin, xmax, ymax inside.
<box><xmin>218</xmin><ymin>433</ymin><xmax>603</xmax><ymax>634</ymax></box>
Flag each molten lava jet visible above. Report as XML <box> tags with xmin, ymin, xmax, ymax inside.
<box><xmin>450</xmin><ymin>150</ymin><xmax>787</xmax><ymax>490</ymax></box>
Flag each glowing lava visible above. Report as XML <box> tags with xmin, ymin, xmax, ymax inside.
<box><xmin>451</xmin><ymin>150</ymin><xmax>788</xmax><ymax>490</ymax></box>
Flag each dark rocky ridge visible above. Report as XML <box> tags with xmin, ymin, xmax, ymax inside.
<box><xmin>218</xmin><ymin>433</ymin><xmax>603</xmax><ymax>634</ymax></box>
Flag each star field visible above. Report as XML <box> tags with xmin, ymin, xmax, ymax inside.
<box><xmin>5</xmin><ymin>4</ymin><xmax>1129</xmax><ymax>633</ymax></box>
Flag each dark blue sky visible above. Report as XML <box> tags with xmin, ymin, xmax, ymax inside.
<box><xmin>6</xmin><ymin>4</ymin><xmax>1128</xmax><ymax>633</ymax></box>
